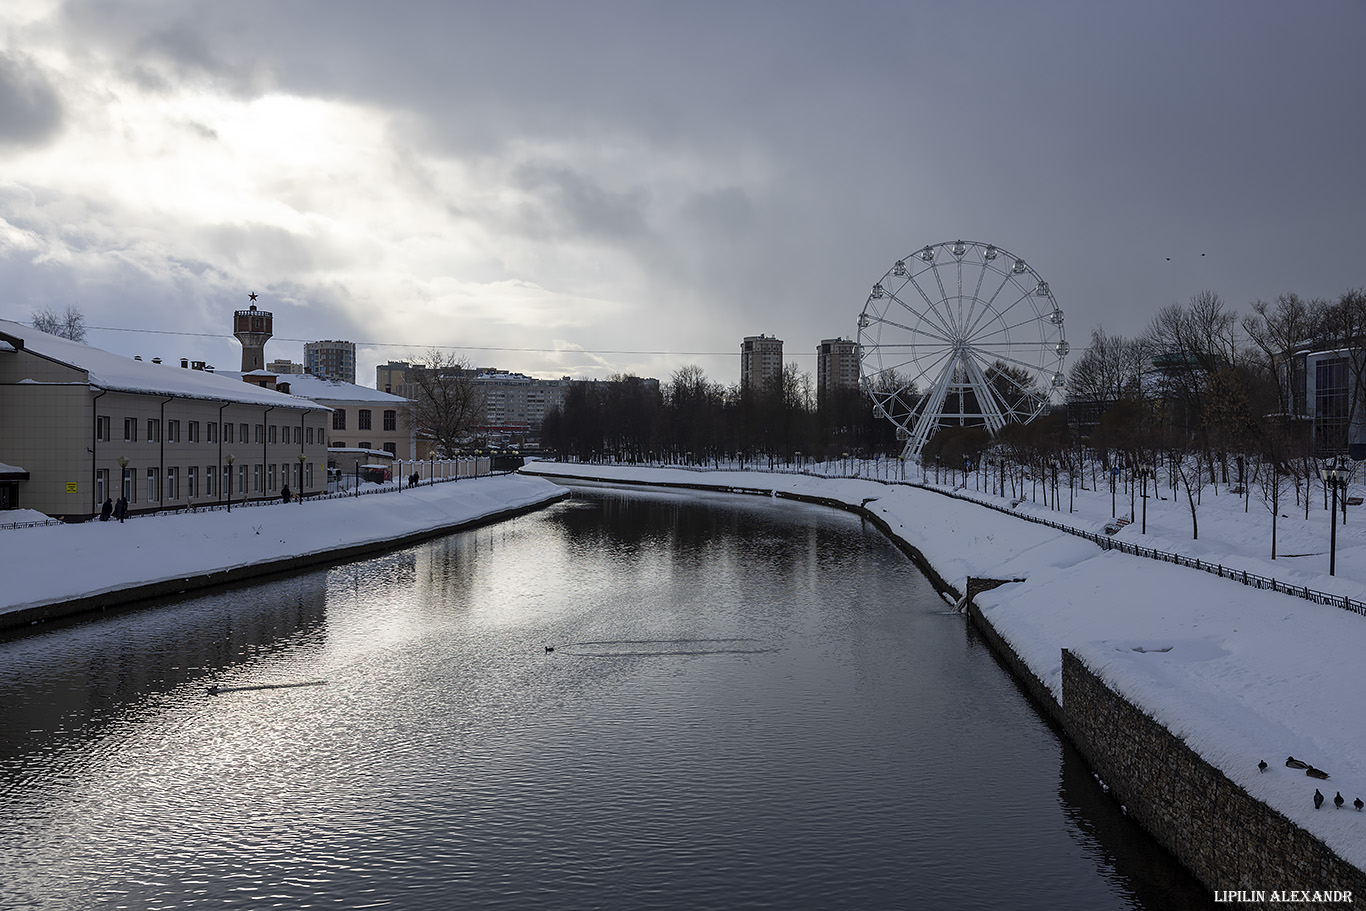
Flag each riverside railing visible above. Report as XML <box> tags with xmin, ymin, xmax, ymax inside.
<box><xmin>0</xmin><ymin>469</ymin><xmax>518</xmax><ymax>529</ymax></box>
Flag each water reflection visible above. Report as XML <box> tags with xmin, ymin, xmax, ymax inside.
<box><xmin>0</xmin><ymin>485</ymin><xmax>1211</xmax><ymax>910</ymax></box>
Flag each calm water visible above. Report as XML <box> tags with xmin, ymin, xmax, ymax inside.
<box><xmin>0</xmin><ymin>484</ymin><xmax>1211</xmax><ymax>910</ymax></box>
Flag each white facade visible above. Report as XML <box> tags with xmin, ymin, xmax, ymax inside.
<box><xmin>0</xmin><ymin>320</ymin><xmax>331</xmax><ymax>518</ymax></box>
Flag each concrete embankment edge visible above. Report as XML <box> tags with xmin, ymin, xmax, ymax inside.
<box><xmin>0</xmin><ymin>489</ymin><xmax>569</xmax><ymax>634</ymax></box>
<box><xmin>528</xmin><ymin>468</ymin><xmax>1366</xmax><ymax>898</ymax></box>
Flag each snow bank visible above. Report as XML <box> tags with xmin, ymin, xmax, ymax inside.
<box><xmin>1</xmin><ymin>474</ymin><xmax>565</xmax><ymax>615</ymax></box>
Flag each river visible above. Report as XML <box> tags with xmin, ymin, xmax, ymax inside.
<box><xmin>0</xmin><ymin>483</ymin><xmax>1211</xmax><ymax>909</ymax></box>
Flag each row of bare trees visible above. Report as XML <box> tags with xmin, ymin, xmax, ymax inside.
<box><xmin>541</xmin><ymin>362</ymin><xmax>899</xmax><ymax>465</ymax></box>
<box><xmin>927</xmin><ymin>287</ymin><xmax>1366</xmax><ymax>548</ymax></box>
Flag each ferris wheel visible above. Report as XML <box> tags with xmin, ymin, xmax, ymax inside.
<box><xmin>857</xmin><ymin>240</ymin><xmax>1068</xmax><ymax>461</ymax></box>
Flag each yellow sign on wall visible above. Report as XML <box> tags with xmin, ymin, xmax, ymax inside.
<box><xmin>66</xmin><ymin>482</ymin><xmax>78</xmax><ymax>493</ymax></box>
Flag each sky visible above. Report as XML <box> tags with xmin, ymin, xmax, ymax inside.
<box><xmin>1</xmin><ymin>0</ymin><xmax>1363</xmax><ymax>389</ymax></box>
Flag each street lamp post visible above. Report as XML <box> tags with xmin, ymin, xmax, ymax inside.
<box><xmin>1137</xmin><ymin>465</ymin><xmax>1152</xmax><ymax>534</ymax></box>
<box><xmin>225</xmin><ymin>453</ymin><xmax>235</xmax><ymax>512</ymax></box>
<box><xmin>1320</xmin><ymin>457</ymin><xmax>1349</xmax><ymax>576</ymax></box>
<box><xmin>297</xmin><ymin>452</ymin><xmax>307</xmax><ymax>503</ymax></box>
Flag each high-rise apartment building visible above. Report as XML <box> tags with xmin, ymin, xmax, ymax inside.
<box><xmin>304</xmin><ymin>340</ymin><xmax>356</xmax><ymax>384</ymax></box>
<box><xmin>816</xmin><ymin>337</ymin><xmax>862</xmax><ymax>399</ymax></box>
<box><xmin>741</xmin><ymin>334</ymin><xmax>783</xmax><ymax>391</ymax></box>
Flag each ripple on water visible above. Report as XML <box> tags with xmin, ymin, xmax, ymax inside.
<box><xmin>0</xmin><ymin>489</ymin><xmax>1211</xmax><ymax>910</ymax></box>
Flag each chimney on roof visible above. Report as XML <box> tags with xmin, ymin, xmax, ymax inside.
<box><xmin>134</xmin><ymin>355</ymin><xmax>142</xmax><ymax>361</ymax></box>
<box><xmin>192</xmin><ymin>360</ymin><xmax>205</xmax><ymax>370</ymax></box>
<box><xmin>181</xmin><ymin>358</ymin><xmax>189</xmax><ymax>368</ymax></box>
<box><xmin>152</xmin><ymin>357</ymin><xmax>162</xmax><ymax>364</ymax></box>
<box><xmin>205</xmin><ymin>365</ymin><xmax>215</xmax><ymax>372</ymax></box>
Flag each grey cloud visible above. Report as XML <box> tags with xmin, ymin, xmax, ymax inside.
<box><xmin>509</xmin><ymin>163</ymin><xmax>650</xmax><ymax>241</ymax></box>
<box><xmin>0</xmin><ymin>53</ymin><xmax>63</xmax><ymax>147</ymax></box>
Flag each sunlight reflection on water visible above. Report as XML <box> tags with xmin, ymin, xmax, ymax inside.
<box><xmin>0</xmin><ymin>487</ymin><xmax>1210</xmax><ymax>910</ymax></box>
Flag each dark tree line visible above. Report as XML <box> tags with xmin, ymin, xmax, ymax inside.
<box><xmin>541</xmin><ymin>363</ymin><xmax>899</xmax><ymax>465</ymax></box>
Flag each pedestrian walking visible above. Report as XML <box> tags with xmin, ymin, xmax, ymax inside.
<box><xmin>281</xmin><ymin>484</ymin><xmax>291</xmax><ymax>503</ymax></box>
<box><xmin>114</xmin><ymin>495</ymin><xmax>128</xmax><ymax>523</ymax></box>
<box><xmin>100</xmin><ymin>497</ymin><xmax>113</xmax><ymax>521</ymax></box>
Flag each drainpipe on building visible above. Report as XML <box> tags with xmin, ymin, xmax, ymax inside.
<box><xmin>160</xmin><ymin>396</ymin><xmax>173</xmax><ymax>510</ymax></box>
<box><xmin>217</xmin><ymin>401</ymin><xmax>229</xmax><ymax>507</ymax></box>
<box><xmin>92</xmin><ymin>388</ymin><xmax>107</xmax><ymax>516</ymax></box>
<box><xmin>300</xmin><ymin>409</ymin><xmax>311</xmax><ymax>493</ymax></box>
<box><xmin>263</xmin><ymin>405</ymin><xmax>274</xmax><ymax>501</ymax></box>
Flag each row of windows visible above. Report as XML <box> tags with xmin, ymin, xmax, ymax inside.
<box><xmin>96</xmin><ymin>417</ymin><xmax>326</xmax><ymax>446</ymax></box>
<box><xmin>94</xmin><ymin>461</ymin><xmax>317</xmax><ymax>506</ymax></box>
<box><xmin>331</xmin><ymin>409</ymin><xmax>398</xmax><ymax>431</ymax></box>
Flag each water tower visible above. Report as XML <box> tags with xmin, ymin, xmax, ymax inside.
<box><xmin>234</xmin><ymin>294</ymin><xmax>273</xmax><ymax>372</ymax></box>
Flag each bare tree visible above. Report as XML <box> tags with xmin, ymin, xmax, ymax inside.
<box><xmin>1066</xmin><ymin>326</ymin><xmax>1148</xmax><ymax>413</ymax></box>
<box><xmin>1243</xmin><ymin>293</ymin><xmax>1324</xmax><ymax>416</ymax></box>
<box><xmin>409</xmin><ymin>350</ymin><xmax>485</xmax><ymax>457</ymax></box>
<box><xmin>32</xmin><ymin>305</ymin><xmax>87</xmax><ymax>342</ymax></box>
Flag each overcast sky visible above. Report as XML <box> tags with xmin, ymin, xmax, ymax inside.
<box><xmin>1</xmin><ymin>0</ymin><xmax>1363</xmax><ymax>388</ymax></box>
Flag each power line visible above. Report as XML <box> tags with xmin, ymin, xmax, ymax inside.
<box><xmin>82</xmin><ymin>324</ymin><xmax>810</xmax><ymax>357</ymax></box>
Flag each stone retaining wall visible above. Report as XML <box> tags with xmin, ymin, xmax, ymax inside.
<box><xmin>1061</xmin><ymin>649</ymin><xmax>1365</xmax><ymax>907</ymax></box>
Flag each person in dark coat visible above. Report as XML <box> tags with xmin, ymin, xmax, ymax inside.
<box><xmin>100</xmin><ymin>497</ymin><xmax>113</xmax><ymax>521</ymax></box>
<box><xmin>114</xmin><ymin>495</ymin><xmax>128</xmax><ymax>523</ymax></box>
<box><xmin>281</xmin><ymin>484</ymin><xmax>291</xmax><ymax>503</ymax></box>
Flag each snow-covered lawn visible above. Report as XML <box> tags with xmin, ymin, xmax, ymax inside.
<box><xmin>522</xmin><ymin>460</ymin><xmax>1366</xmax><ymax>872</ymax></box>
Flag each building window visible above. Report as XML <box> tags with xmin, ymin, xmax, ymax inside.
<box><xmin>268</xmin><ymin>463</ymin><xmax>276</xmax><ymax>491</ymax></box>
<box><xmin>239</xmin><ymin>464</ymin><xmax>246</xmax><ymax>495</ymax></box>
<box><xmin>306</xmin><ymin>426</ymin><xmax>314</xmax><ymax>445</ymax></box>
<box><xmin>122</xmin><ymin>466</ymin><xmax>134</xmax><ymax>501</ymax></box>
<box><xmin>224</xmin><ymin>422</ymin><xmax>234</xmax><ymax>444</ymax></box>
<box><xmin>383</xmin><ymin>442</ymin><xmax>396</xmax><ymax>455</ymax></box>
<box><xmin>97</xmin><ymin>415</ymin><xmax>111</xmax><ymax>442</ymax></box>
<box><xmin>306</xmin><ymin>462</ymin><xmax>314</xmax><ymax>489</ymax></box>
<box><xmin>206</xmin><ymin>466</ymin><xmax>215</xmax><ymax>497</ymax></box>
<box><xmin>332</xmin><ymin>441</ymin><xmax>345</xmax><ymax>449</ymax></box>
<box><xmin>240</xmin><ymin>423</ymin><xmax>249</xmax><ymax>445</ymax></box>
<box><xmin>167</xmin><ymin>420</ymin><xmax>180</xmax><ymax>443</ymax></box>
<box><xmin>333</xmin><ymin>410</ymin><xmax>347</xmax><ymax>430</ymax></box>
<box><xmin>96</xmin><ymin>468</ymin><xmax>108</xmax><ymax>505</ymax></box>
<box><xmin>124</xmin><ymin>418</ymin><xmax>137</xmax><ymax>442</ymax></box>
<box><xmin>269</xmin><ymin>425</ymin><xmax>277</xmax><ymax>445</ymax></box>
<box><xmin>359</xmin><ymin>442</ymin><xmax>371</xmax><ymax>451</ymax></box>
<box><xmin>147</xmin><ymin>467</ymin><xmax>158</xmax><ymax>502</ymax></box>
<box><xmin>207</xmin><ymin>422</ymin><xmax>216</xmax><ymax>443</ymax></box>
<box><xmin>358</xmin><ymin>409</ymin><xmax>372</xmax><ymax>430</ymax></box>
<box><xmin>167</xmin><ymin>467</ymin><xmax>178</xmax><ymax>500</ymax></box>
<box><xmin>147</xmin><ymin>419</ymin><xmax>160</xmax><ymax>443</ymax></box>
<box><xmin>1316</xmin><ymin>356</ymin><xmax>1350</xmax><ymax>453</ymax></box>
<box><xmin>188</xmin><ymin>421</ymin><xmax>199</xmax><ymax>443</ymax></box>
<box><xmin>255</xmin><ymin>424</ymin><xmax>263</xmax><ymax>445</ymax></box>
<box><xmin>188</xmin><ymin>466</ymin><xmax>197</xmax><ymax>499</ymax></box>
<box><xmin>384</xmin><ymin>410</ymin><xmax>396</xmax><ymax>431</ymax></box>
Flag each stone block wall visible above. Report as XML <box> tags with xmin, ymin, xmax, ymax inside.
<box><xmin>1062</xmin><ymin>649</ymin><xmax>1365</xmax><ymax>907</ymax></box>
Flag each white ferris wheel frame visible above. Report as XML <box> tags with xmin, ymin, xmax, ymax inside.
<box><xmin>857</xmin><ymin>240</ymin><xmax>1068</xmax><ymax>462</ymax></box>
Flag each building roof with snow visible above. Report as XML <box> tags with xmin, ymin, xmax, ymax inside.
<box><xmin>0</xmin><ymin>319</ymin><xmax>318</xmax><ymax>409</ymax></box>
<box><xmin>218</xmin><ymin>370</ymin><xmax>410</xmax><ymax>405</ymax></box>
